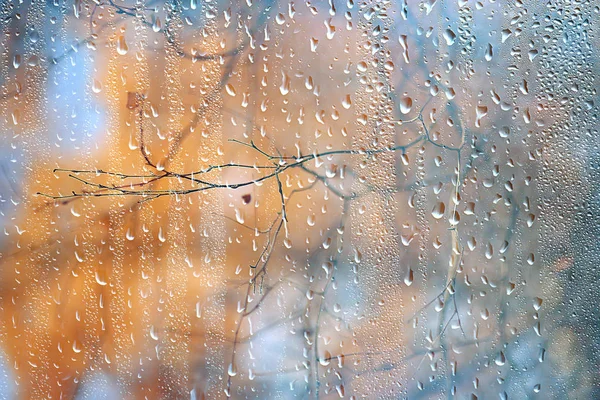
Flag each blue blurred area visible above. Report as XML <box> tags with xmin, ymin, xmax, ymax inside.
<box><xmin>74</xmin><ymin>373</ymin><xmax>121</xmax><ymax>400</ymax></box>
<box><xmin>46</xmin><ymin>38</ymin><xmax>105</xmax><ymax>152</ymax></box>
<box><xmin>0</xmin><ymin>352</ymin><xmax>15</xmax><ymax>400</ymax></box>
<box><xmin>0</xmin><ymin>354</ymin><xmax>122</xmax><ymax>400</ymax></box>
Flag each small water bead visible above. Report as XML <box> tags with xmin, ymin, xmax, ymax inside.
<box><xmin>432</xmin><ymin>202</ymin><xmax>446</xmax><ymax>219</ymax></box>
<box><xmin>443</xmin><ymin>29</ymin><xmax>456</xmax><ymax>45</ymax></box>
<box><xmin>117</xmin><ymin>35</ymin><xmax>128</xmax><ymax>55</ymax></box>
<box><xmin>399</xmin><ymin>96</ymin><xmax>413</xmax><ymax>114</ymax></box>
<box><xmin>342</xmin><ymin>94</ymin><xmax>352</xmax><ymax>109</ymax></box>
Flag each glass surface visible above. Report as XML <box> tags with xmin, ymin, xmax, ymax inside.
<box><xmin>0</xmin><ymin>0</ymin><xmax>598</xmax><ymax>399</ymax></box>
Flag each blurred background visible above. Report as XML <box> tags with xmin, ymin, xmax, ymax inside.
<box><xmin>0</xmin><ymin>0</ymin><xmax>599</xmax><ymax>399</ymax></box>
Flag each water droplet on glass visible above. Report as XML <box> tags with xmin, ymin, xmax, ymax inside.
<box><xmin>495</xmin><ymin>351</ymin><xmax>506</xmax><ymax>366</ymax></box>
<box><xmin>342</xmin><ymin>94</ymin><xmax>352</xmax><ymax>109</ymax></box>
<box><xmin>279</xmin><ymin>71</ymin><xmax>290</xmax><ymax>95</ymax></box>
<box><xmin>117</xmin><ymin>35</ymin><xmax>129</xmax><ymax>55</ymax></box>
<box><xmin>400</xmin><ymin>97</ymin><xmax>413</xmax><ymax>114</ymax></box>
<box><xmin>432</xmin><ymin>202</ymin><xmax>446</xmax><ymax>219</ymax></box>
<box><xmin>443</xmin><ymin>29</ymin><xmax>456</xmax><ymax>45</ymax></box>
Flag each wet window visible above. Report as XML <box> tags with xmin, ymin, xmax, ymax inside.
<box><xmin>0</xmin><ymin>1</ymin><xmax>598</xmax><ymax>399</ymax></box>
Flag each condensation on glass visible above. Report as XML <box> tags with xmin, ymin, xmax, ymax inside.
<box><xmin>0</xmin><ymin>1</ymin><xmax>597</xmax><ymax>399</ymax></box>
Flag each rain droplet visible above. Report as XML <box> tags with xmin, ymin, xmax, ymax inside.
<box><xmin>152</xmin><ymin>16</ymin><xmax>162</xmax><ymax>32</ymax></box>
<box><xmin>324</xmin><ymin>18</ymin><xmax>336</xmax><ymax>39</ymax></box>
<box><xmin>400</xmin><ymin>97</ymin><xmax>413</xmax><ymax>114</ymax></box>
<box><xmin>235</xmin><ymin>209</ymin><xmax>244</xmax><ymax>224</ymax></box>
<box><xmin>92</xmin><ymin>79</ymin><xmax>102</xmax><ymax>93</ymax></box>
<box><xmin>495</xmin><ymin>351</ymin><xmax>506</xmax><ymax>366</ymax></box>
<box><xmin>443</xmin><ymin>29</ymin><xmax>456</xmax><ymax>45</ymax></box>
<box><xmin>485</xmin><ymin>243</ymin><xmax>493</xmax><ymax>259</ymax></box>
<box><xmin>117</xmin><ymin>35</ymin><xmax>129</xmax><ymax>55</ymax></box>
<box><xmin>342</xmin><ymin>94</ymin><xmax>352</xmax><ymax>109</ymax></box>
<box><xmin>310</xmin><ymin>37</ymin><xmax>319</xmax><ymax>52</ymax></box>
<box><xmin>95</xmin><ymin>271</ymin><xmax>107</xmax><ymax>286</ymax></box>
<box><xmin>484</xmin><ymin>43</ymin><xmax>493</xmax><ymax>61</ymax></box>
<box><xmin>225</xmin><ymin>83</ymin><xmax>236</xmax><ymax>97</ymax></box>
<box><xmin>279</xmin><ymin>71</ymin><xmax>290</xmax><ymax>95</ymax></box>
<box><xmin>404</xmin><ymin>268</ymin><xmax>414</xmax><ymax>286</ymax></box>
<box><xmin>449</xmin><ymin>211</ymin><xmax>460</xmax><ymax>225</ymax></box>
<box><xmin>228</xmin><ymin>363</ymin><xmax>237</xmax><ymax>377</ymax></box>
<box><xmin>475</xmin><ymin>105</ymin><xmax>488</xmax><ymax>127</ymax></box>
<box><xmin>13</xmin><ymin>54</ymin><xmax>21</xmax><ymax>69</ymax></box>
<box><xmin>432</xmin><ymin>202</ymin><xmax>446</xmax><ymax>219</ymax></box>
